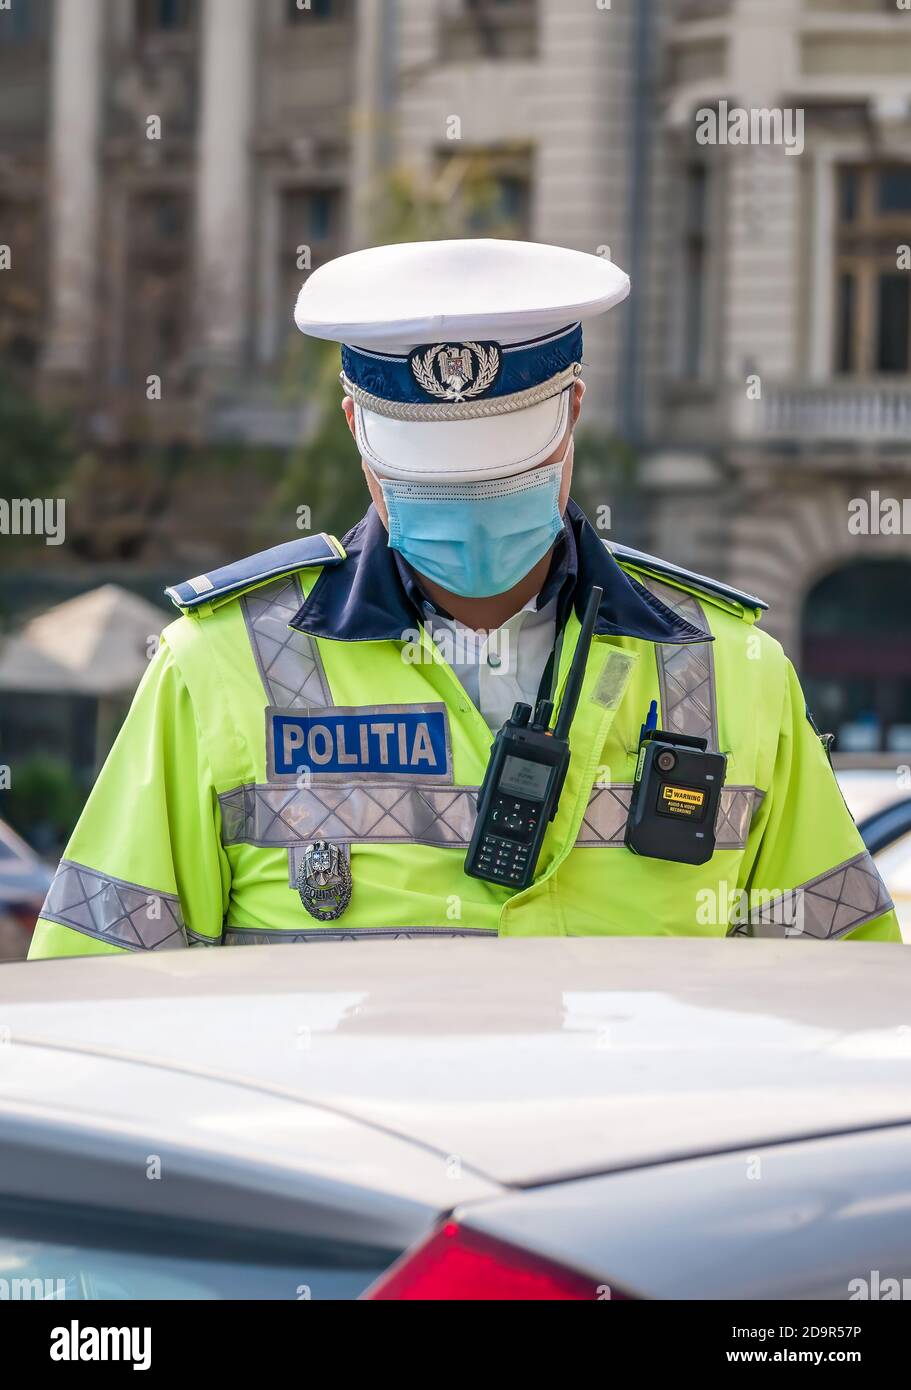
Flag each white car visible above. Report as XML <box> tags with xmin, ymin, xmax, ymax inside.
<box><xmin>836</xmin><ymin>770</ymin><xmax>908</xmax><ymax>826</ymax></box>
<box><xmin>837</xmin><ymin>771</ymin><xmax>911</xmax><ymax>942</ymax></box>
<box><xmin>2</xmin><ymin>938</ymin><xmax>910</xmax><ymax>1300</ymax></box>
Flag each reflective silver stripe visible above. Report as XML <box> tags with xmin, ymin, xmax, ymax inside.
<box><xmin>40</xmin><ymin>860</ymin><xmax>187</xmax><ymax>951</ymax></box>
<box><xmin>241</xmin><ymin>574</ymin><xmax>331</xmax><ymax>708</ymax></box>
<box><xmin>576</xmin><ymin>784</ymin><xmax>632</xmax><ymax>846</ymax></box>
<box><xmin>729</xmin><ymin>850</ymin><xmax>895</xmax><ymax>940</ymax></box>
<box><xmin>221</xmin><ymin>780</ymin><xmax>762</xmax><ymax>852</ymax></box>
<box><xmin>224</xmin><ymin>925</ymin><xmax>497</xmax><ymax>944</ymax></box>
<box><xmin>642</xmin><ymin>577</ymin><xmax>719</xmax><ymax>752</ymax></box>
<box><xmin>577</xmin><ymin>784</ymin><xmax>762</xmax><ymax>850</ymax></box>
<box><xmin>220</xmin><ymin>782</ymin><xmax>478</xmax><ymax>848</ymax></box>
<box><xmin>714</xmin><ymin>786</ymin><xmax>765</xmax><ymax>851</ymax></box>
<box><xmin>187</xmin><ymin>927</ymin><xmax>221</xmax><ymax>947</ymax></box>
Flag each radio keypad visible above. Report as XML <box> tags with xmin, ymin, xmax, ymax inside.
<box><xmin>475</xmin><ymin>794</ymin><xmax>539</xmax><ymax>883</ymax></box>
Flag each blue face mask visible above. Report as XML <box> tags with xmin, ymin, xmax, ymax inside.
<box><xmin>378</xmin><ymin>451</ymin><xmax>568</xmax><ymax>599</ymax></box>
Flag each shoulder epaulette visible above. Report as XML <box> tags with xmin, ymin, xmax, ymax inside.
<box><xmin>607</xmin><ymin>541</ymin><xmax>768</xmax><ymax>613</ymax></box>
<box><xmin>166</xmin><ymin>533</ymin><xmax>346</xmax><ymax>610</ymax></box>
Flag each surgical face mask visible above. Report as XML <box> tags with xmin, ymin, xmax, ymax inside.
<box><xmin>377</xmin><ymin>439</ymin><xmax>571</xmax><ymax>598</ymax></box>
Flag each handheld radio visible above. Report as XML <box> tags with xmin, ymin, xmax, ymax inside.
<box><xmin>464</xmin><ymin>585</ymin><xmax>603</xmax><ymax>890</ymax></box>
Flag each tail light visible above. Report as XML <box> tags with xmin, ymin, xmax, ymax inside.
<box><xmin>363</xmin><ymin>1220</ymin><xmax>604</xmax><ymax>1301</ymax></box>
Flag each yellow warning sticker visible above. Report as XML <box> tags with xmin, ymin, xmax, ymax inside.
<box><xmin>661</xmin><ymin>785</ymin><xmax>705</xmax><ymax>809</ymax></box>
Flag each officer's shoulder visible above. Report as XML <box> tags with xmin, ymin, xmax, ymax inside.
<box><xmin>607</xmin><ymin>541</ymin><xmax>768</xmax><ymax>623</ymax></box>
<box><xmin>165</xmin><ymin>533</ymin><xmax>346</xmax><ymax>613</ymax></box>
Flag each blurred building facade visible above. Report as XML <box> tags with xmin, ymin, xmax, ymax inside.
<box><xmin>1</xmin><ymin>0</ymin><xmax>910</xmax><ymax>752</ymax></box>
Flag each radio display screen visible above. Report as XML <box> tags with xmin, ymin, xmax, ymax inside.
<box><xmin>499</xmin><ymin>755</ymin><xmax>552</xmax><ymax>802</ymax></box>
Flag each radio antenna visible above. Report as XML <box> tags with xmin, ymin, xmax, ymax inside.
<box><xmin>553</xmin><ymin>585</ymin><xmax>602</xmax><ymax>741</ymax></box>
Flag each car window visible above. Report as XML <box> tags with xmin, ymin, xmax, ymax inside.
<box><xmin>0</xmin><ymin>1199</ymin><xmax>400</xmax><ymax>1301</ymax></box>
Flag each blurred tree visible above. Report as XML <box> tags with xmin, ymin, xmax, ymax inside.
<box><xmin>572</xmin><ymin>430</ymin><xmax>639</xmax><ymax>508</ymax></box>
<box><xmin>372</xmin><ymin>151</ymin><xmax>529</xmax><ymax>245</ymax></box>
<box><xmin>0</xmin><ymin>752</ymin><xmax>86</xmax><ymax>857</ymax></box>
<box><xmin>270</xmin><ymin>334</ymin><xmax>367</xmax><ymax>541</ymax></box>
<box><xmin>0</xmin><ymin>370</ymin><xmax>73</xmax><ymax>501</ymax></box>
<box><xmin>571</xmin><ymin>429</ymin><xmax>645</xmax><ymax>548</ymax></box>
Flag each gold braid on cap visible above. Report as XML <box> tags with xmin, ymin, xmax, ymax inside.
<box><xmin>339</xmin><ymin>362</ymin><xmax>582</xmax><ymax>422</ymax></box>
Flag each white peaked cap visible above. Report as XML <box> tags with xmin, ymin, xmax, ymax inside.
<box><xmin>294</xmin><ymin>239</ymin><xmax>630</xmax><ymax>481</ymax></box>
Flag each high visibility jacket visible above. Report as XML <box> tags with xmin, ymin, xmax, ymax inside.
<box><xmin>29</xmin><ymin>502</ymin><xmax>900</xmax><ymax>957</ymax></box>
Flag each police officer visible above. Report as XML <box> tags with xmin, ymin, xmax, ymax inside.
<box><xmin>29</xmin><ymin>239</ymin><xmax>899</xmax><ymax>955</ymax></box>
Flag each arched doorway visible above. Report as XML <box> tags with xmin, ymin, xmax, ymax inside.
<box><xmin>801</xmin><ymin>560</ymin><xmax>911</xmax><ymax>754</ymax></box>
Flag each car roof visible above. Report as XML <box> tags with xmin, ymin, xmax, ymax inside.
<box><xmin>4</xmin><ymin>938</ymin><xmax>910</xmax><ymax>1187</ymax></box>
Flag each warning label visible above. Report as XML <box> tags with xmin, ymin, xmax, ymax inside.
<box><xmin>659</xmin><ymin>784</ymin><xmax>706</xmax><ymax>818</ymax></box>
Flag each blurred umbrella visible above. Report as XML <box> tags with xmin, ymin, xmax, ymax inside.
<box><xmin>0</xmin><ymin>584</ymin><xmax>165</xmax><ymax>695</ymax></box>
<box><xmin>0</xmin><ymin>584</ymin><xmax>168</xmax><ymax>767</ymax></box>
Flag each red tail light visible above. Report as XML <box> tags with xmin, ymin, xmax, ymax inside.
<box><xmin>363</xmin><ymin>1221</ymin><xmax>602</xmax><ymax>1301</ymax></box>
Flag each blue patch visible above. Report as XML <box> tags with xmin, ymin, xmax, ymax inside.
<box><xmin>269</xmin><ymin>706</ymin><xmax>450</xmax><ymax>780</ymax></box>
<box><xmin>166</xmin><ymin>533</ymin><xmax>344</xmax><ymax>610</ymax></box>
<box><xmin>341</xmin><ymin>324</ymin><xmax>582</xmax><ymax>407</ymax></box>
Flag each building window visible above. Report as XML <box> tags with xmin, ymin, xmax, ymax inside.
<box><xmin>465</xmin><ymin>169</ymin><xmax>530</xmax><ymax>237</ymax></box>
<box><xmin>835</xmin><ymin>164</ymin><xmax>911</xmax><ymax>376</ymax></box>
<box><xmin>802</xmin><ymin>560</ymin><xmax>911</xmax><ymax>755</ymax></box>
<box><xmin>682</xmin><ymin>163</ymin><xmax>710</xmax><ymax>375</ymax></box>
<box><xmin>285</xmin><ymin>0</ymin><xmax>349</xmax><ymax>22</ymax></box>
<box><xmin>0</xmin><ymin>0</ymin><xmax>48</xmax><ymax>43</ymax></box>
<box><xmin>836</xmin><ymin>270</ymin><xmax>855</xmax><ymax>374</ymax></box>
<box><xmin>433</xmin><ymin>148</ymin><xmax>532</xmax><ymax>239</ymax></box>
<box><xmin>486</xmin><ymin>173</ymin><xmax>528</xmax><ymax>229</ymax></box>
<box><xmin>125</xmin><ymin>190</ymin><xmax>192</xmax><ymax>375</ymax></box>
<box><xmin>135</xmin><ymin>0</ymin><xmax>196</xmax><ymax>34</ymax></box>
<box><xmin>282</xmin><ymin>186</ymin><xmax>342</xmax><ymax>259</ymax></box>
<box><xmin>440</xmin><ymin>0</ymin><xmax>538</xmax><ymax>62</ymax></box>
<box><xmin>280</xmin><ymin>185</ymin><xmax>343</xmax><ymax>343</ymax></box>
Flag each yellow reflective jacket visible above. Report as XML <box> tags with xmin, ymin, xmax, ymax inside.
<box><xmin>29</xmin><ymin>503</ymin><xmax>900</xmax><ymax>956</ymax></box>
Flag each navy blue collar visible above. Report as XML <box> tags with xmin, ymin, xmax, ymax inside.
<box><xmin>289</xmin><ymin>499</ymin><xmax>708</xmax><ymax>646</ymax></box>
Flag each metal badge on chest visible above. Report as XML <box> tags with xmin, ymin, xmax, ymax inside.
<box><xmin>297</xmin><ymin>840</ymin><xmax>352</xmax><ymax>921</ymax></box>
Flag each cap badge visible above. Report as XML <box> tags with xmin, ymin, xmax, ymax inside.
<box><xmin>409</xmin><ymin>341</ymin><xmax>501</xmax><ymax>403</ymax></box>
<box><xmin>297</xmin><ymin>839</ymin><xmax>352</xmax><ymax>921</ymax></box>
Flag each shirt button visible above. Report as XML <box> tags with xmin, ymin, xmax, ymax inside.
<box><xmin>487</xmin><ymin>651</ymin><xmax>502</xmax><ymax>669</ymax></box>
